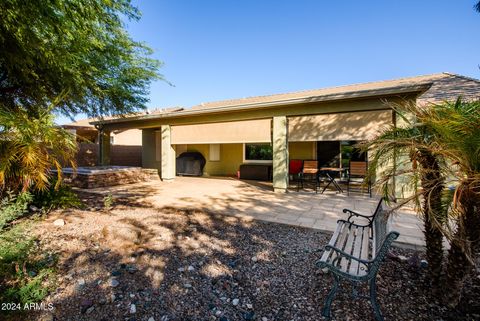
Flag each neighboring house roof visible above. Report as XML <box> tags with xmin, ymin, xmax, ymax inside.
<box><xmin>65</xmin><ymin>107</ymin><xmax>184</xmax><ymax>128</ymax></box>
<box><xmin>91</xmin><ymin>72</ymin><xmax>480</xmax><ymax>126</ymax></box>
<box><xmin>63</xmin><ymin>118</ymin><xmax>96</xmax><ymax>129</ymax></box>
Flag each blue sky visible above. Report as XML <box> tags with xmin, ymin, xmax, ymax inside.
<box><xmin>57</xmin><ymin>0</ymin><xmax>480</xmax><ymax>124</ymax></box>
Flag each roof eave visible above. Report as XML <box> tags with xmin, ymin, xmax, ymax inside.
<box><xmin>90</xmin><ymin>83</ymin><xmax>431</xmax><ymax>126</ymax></box>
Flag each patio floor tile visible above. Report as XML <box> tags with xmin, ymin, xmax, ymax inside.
<box><xmin>79</xmin><ymin>176</ymin><xmax>426</xmax><ymax>249</ymax></box>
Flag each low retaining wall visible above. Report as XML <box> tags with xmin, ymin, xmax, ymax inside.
<box><xmin>63</xmin><ymin>167</ymin><xmax>159</xmax><ymax>189</ymax></box>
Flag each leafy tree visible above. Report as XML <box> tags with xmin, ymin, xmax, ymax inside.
<box><xmin>0</xmin><ymin>0</ymin><xmax>161</xmax><ymax>118</ymax></box>
<box><xmin>475</xmin><ymin>1</ymin><xmax>480</xmax><ymax>12</ymax></box>
<box><xmin>0</xmin><ymin>105</ymin><xmax>77</xmax><ymax>196</ymax></box>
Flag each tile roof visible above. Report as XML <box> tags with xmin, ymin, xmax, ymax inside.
<box><xmin>190</xmin><ymin>72</ymin><xmax>479</xmax><ymax>110</ymax></box>
<box><xmin>90</xmin><ymin>72</ymin><xmax>480</xmax><ymax>126</ymax></box>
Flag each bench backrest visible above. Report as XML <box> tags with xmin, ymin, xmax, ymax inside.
<box><xmin>372</xmin><ymin>200</ymin><xmax>389</xmax><ymax>257</ymax></box>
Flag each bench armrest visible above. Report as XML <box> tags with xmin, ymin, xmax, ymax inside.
<box><xmin>336</xmin><ymin>219</ymin><xmax>372</xmax><ymax>229</ymax></box>
<box><xmin>324</xmin><ymin>244</ymin><xmax>372</xmax><ymax>265</ymax></box>
<box><xmin>343</xmin><ymin>208</ymin><xmax>374</xmax><ymax>225</ymax></box>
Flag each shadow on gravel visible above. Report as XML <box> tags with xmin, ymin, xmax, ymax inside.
<box><xmin>14</xmin><ymin>191</ymin><xmax>480</xmax><ymax>321</ymax></box>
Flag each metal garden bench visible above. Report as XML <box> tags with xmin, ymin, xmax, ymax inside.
<box><xmin>316</xmin><ymin>198</ymin><xmax>399</xmax><ymax>321</ymax></box>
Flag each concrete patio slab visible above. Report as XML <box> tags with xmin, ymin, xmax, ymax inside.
<box><xmin>77</xmin><ymin>176</ymin><xmax>425</xmax><ymax>249</ymax></box>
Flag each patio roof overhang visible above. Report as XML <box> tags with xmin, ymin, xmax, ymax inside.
<box><xmin>90</xmin><ymin>83</ymin><xmax>431</xmax><ymax>131</ymax></box>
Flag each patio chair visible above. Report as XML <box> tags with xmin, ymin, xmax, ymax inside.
<box><xmin>289</xmin><ymin>159</ymin><xmax>304</xmax><ymax>191</ymax></box>
<box><xmin>300</xmin><ymin>160</ymin><xmax>320</xmax><ymax>193</ymax></box>
<box><xmin>347</xmin><ymin>161</ymin><xmax>372</xmax><ymax>197</ymax></box>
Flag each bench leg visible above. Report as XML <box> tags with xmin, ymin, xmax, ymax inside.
<box><xmin>321</xmin><ymin>273</ymin><xmax>339</xmax><ymax>319</ymax></box>
<box><xmin>369</xmin><ymin>278</ymin><xmax>384</xmax><ymax>321</ymax></box>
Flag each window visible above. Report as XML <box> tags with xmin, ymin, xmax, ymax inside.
<box><xmin>209</xmin><ymin>144</ymin><xmax>220</xmax><ymax>161</ymax></box>
<box><xmin>244</xmin><ymin>143</ymin><xmax>273</xmax><ymax>163</ymax></box>
<box><xmin>341</xmin><ymin>141</ymin><xmax>367</xmax><ymax>168</ymax></box>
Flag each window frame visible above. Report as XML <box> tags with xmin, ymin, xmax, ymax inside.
<box><xmin>242</xmin><ymin>143</ymin><xmax>273</xmax><ymax>164</ymax></box>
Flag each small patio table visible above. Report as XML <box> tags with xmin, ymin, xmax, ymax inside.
<box><xmin>319</xmin><ymin>167</ymin><xmax>347</xmax><ymax>194</ymax></box>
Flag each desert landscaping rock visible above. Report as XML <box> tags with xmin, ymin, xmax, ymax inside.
<box><xmin>53</xmin><ymin>218</ymin><xmax>65</xmax><ymax>226</ymax></box>
<box><xmin>109</xmin><ymin>278</ymin><xmax>120</xmax><ymax>287</ymax></box>
<box><xmin>130</xmin><ymin>303</ymin><xmax>136</xmax><ymax>314</ymax></box>
<box><xmin>23</xmin><ymin>191</ymin><xmax>480</xmax><ymax>321</ymax></box>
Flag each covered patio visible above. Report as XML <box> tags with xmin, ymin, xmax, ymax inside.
<box><xmin>77</xmin><ymin>176</ymin><xmax>424</xmax><ymax>249</ymax></box>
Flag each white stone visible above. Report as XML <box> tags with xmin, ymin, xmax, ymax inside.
<box><xmin>251</xmin><ymin>256</ymin><xmax>258</xmax><ymax>262</ymax></box>
<box><xmin>398</xmin><ymin>255</ymin><xmax>408</xmax><ymax>262</ymax></box>
<box><xmin>262</xmin><ymin>318</ymin><xmax>268</xmax><ymax>321</ymax></box>
<box><xmin>246</xmin><ymin>304</ymin><xmax>253</xmax><ymax>309</ymax></box>
<box><xmin>110</xmin><ymin>278</ymin><xmax>119</xmax><ymax>287</ymax></box>
<box><xmin>187</xmin><ymin>265</ymin><xmax>195</xmax><ymax>271</ymax></box>
<box><xmin>232</xmin><ymin>298</ymin><xmax>240</xmax><ymax>306</ymax></box>
<box><xmin>77</xmin><ymin>278</ymin><xmax>85</xmax><ymax>286</ymax></box>
<box><xmin>53</xmin><ymin>219</ymin><xmax>65</xmax><ymax>226</ymax></box>
<box><xmin>130</xmin><ymin>304</ymin><xmax>136</xmax><ymax>314</ymax></box>
<box><xmin>148</xmin><ymin>318</ymin><xmax>155</xmax><ymax>321</ymax></box>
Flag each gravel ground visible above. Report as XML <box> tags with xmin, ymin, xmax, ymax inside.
<box><xmin>9</xmin><ymin>192</ymin><xmax>480</xmax><ymax>321</ymax></box>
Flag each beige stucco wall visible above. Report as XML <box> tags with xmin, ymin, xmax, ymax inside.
<box><xmin>288</xmin><ymin>110</ymin><xmax>393</xmax><ymax>142</ymax></box>
<box><xmin>185</xmin><ymin>143</ymin><xmax>243</xmax><ymax>177</ymax></box>
<box><xmin>113</xmin><ymin>129</ymin><xmax>142</xmax><ymax>146</ymax></box>
<box><xmin>142</xmin><ymin>129</ymin><xmax>159</xmax><ymax>170</ymax></box>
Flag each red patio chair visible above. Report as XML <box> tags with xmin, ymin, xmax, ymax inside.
<box><xmin>289</xmin><ymin>159</ymin><xmax>303</xmax><ymax>191</ymax></box>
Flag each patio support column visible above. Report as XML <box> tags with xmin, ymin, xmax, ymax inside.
<box><xmin>98</xmin><ymin>128</ymin><xmax>111</xmax><ymax>166</ymax></box>
<box><xmin>160</xmin><ymin>125</ymin><xmax>176</xmax><ymax>181</ymax></box>
<box><xmin>272</xmin><ymin>116</ymin><xmax>289</xmax><ymax>193</ymax></box>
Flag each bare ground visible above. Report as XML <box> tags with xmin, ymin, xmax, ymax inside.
<box><xmin>6</xmin><ymin>192</ymin><xmax>480</xmax><ymax>321</ymax></box>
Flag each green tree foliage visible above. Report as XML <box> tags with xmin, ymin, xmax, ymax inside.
<box><xmin>419</xmin><ymin>99</ymin><xmax>480</xmax><ymax>307</ymax></box>
<box><xmin>363</xmin><ymin>103</ymin><xmax>447</xmax><ymax>289</ymax></box>
<box><xmin>0</xmin><ymin>106</ymin><xmax>77</xmax><ymax>195</ymax></box>
<box><xmin>0</xmin><ymin>0</ymin><xmax>162</xmax><ymax>117</ymax></box>
<box><xmin>365</xmin><ymin>99</ymin><xmax>480</xmax><ymax>306</ymax></box>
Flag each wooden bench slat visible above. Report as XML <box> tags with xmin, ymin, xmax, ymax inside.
<box><xmin>349</xmin><ymin>226</ymin><xmax>364</xmax><ymax>275</ymax></box>
<box><xmin>320</xmin><ymin>222</ymin><xmax>344</xmax><ymax>262</ymax></box>
<box><xmin>340</xmin><ymin>225</ymin><xmax>357</xmax><ymax>273</ymax></box>
<box><xmin>355</xmin><ymin>226</ymin><xmax>371</xmax><ymax>276</ymax></box>
<box><xmin>331</xmin><ymin>222</ymin><xmax>350</xmax><ymax>268</ymax></box>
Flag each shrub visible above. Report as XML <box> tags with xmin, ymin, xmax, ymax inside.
<box><xmin>0</xmin><ymin>223</ymin><xmax>56</xmax><ymax>306</ymax></box>
<box><xmin>103</xmin><ymin>193</ymin><xmax>114</xmax><ymax>210</ymax></box>
<box><xmin>32</xmin><ymin>181</ymin><xmax>83</xmax><ymax>212</ymax></box>
<box><xmin>0</xmin><ymin>191</ymin><xmax>32</xmax><ymax>230</ymax></box>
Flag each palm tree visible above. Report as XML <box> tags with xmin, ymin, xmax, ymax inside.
<box><xmin>364</xmin><ymin>103</ymin><xmax>447</xmax><ymax>288</ymax></box>
<box><xmin>417</xmin><ymin>99</ymin><xmax>480</xmax><ymax>307</ymax></box>
<box><xmin>367</xmin><ymin>99</ymin><xmax>480</xmax><ymax>306</ymax></box>
<box><xmin>0</xmin><ymin>107</ymin><xmax>77</xmax><ymax>196</ymax></box>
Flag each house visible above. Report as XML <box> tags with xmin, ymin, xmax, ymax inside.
<box><xmin>62</xmin><ymin>118</ymin><xmax>144</xmax><ymax>166</ymax></box>
<box><xmin>62</xmin><ymin>108</ymin><xmax>182</xmax><ymax>166</ymax></box>
<box><xmin>62</xmin><ymin>118</ymin><xmax>143</xmax><ymax>145</ymax></box>
<box><xmin>90</xmin><ymin>72</ymin><xmax>480</xmax><ymax>193</ymax></box>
